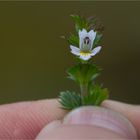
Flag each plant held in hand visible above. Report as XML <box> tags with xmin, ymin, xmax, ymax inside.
<box><xmin>59</xmin><ymin>15</ymin><xmax>109</xmax><ymax>110</ymax></box>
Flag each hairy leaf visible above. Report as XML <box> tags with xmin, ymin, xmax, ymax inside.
<box><xmin>93</xmin><ymin>33</ymin><xmax>103</xmax><ymax>47</ymax></box>
<box><xmin>87</xmin><ymin>16</ymin><xmax>104</xmax><ymax>33</ymax></box>
<box><xmin>59</xmin><ymin>91</ymin><xmax>82</xmax><ymax>110</ymax></box>
<box><xmin>83</xmin><ymin>85</ymin><xmax>109</xmax><ymax>106</ymax></box>
<box><xmin>67</xmin><ymin>34</ymin><xmax>79</xmax><ymax>47</ymax></box>
<box><xmin>71</xmin><ymin>15</ymin><xmax>89</xmax><ymax>32</ymax></box>
<box><xmin>67</xmin><ymin>63</ymin><xmax>101</xmax><ymax>85</ymax></box>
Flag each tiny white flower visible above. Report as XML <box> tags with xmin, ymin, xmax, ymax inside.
<box><xmin>70</xmin><ymin>28</ymin><xmax>102</xmax><ymax>61</ymax></box>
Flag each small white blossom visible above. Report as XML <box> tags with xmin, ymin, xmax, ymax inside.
<box><xmin>70</xmin><ymin>28</ymin><xmax>102</xmax><ymax>61</ymax></box>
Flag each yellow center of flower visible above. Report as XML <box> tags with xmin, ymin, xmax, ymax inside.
<box><xmin>80</xmin><ymin>51</ymin><xmax>91</xmax><ymax>56</ymax></box>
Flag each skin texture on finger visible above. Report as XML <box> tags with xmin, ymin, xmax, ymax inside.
<box><xmin>0</xmin><ymin>99</ymin><xmax>66</xmax><ymax>139</ymax></box>
<box><xmin>63</xmin><ymin>106</ymin><xmax>137</xmax><ymax>139</ymax></box>
<box><xmin>102</xmin><ymin>100</ymin><xmax>140</xmax><ymax>138</ymax></box>
<box><xmin>36</xmin><ymin>120</ymin><xmax>62</xmax><ymax>138</ymax></box>
<box><xmin>36</xmin><ymin>124</ymin><xmax>127</xmax><ymax>139</ymax></box>
<box><xmin>36</xmin><ymin>106</ymin><xmax>137</xmax><ymax>140</ymax></box>
<box><xmin>0</xmin><ymin>99</ymin><xmax>139</xmax><ymax>139</ymax></box>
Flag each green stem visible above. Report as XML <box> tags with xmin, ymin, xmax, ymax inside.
<box><xmin>80</xmin><ymin>84</ymin><xmax>88</xmax><ymax>104</ymax></box>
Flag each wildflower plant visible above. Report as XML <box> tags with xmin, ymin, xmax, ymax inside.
<box><xmin>59</xmin><ymin>15</ymin><xmax>109</xmax><ymax>110</ymax></box>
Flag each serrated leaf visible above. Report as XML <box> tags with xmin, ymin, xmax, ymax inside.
<box><xmin>87</xmin><ymin>16</ymin><xmax>104</xmax><ymax>33</ymax></box>
<box><xmin>59</xmin><ymin>91</ymin><xmax>82</xmax><ymax>110</ymax></box>
<box><xmin>83</xmin><ymin>85</ymin><xmax>109</xmax><ymax>106</ymax></box>
<box><xmin>67</xmin><ymin>63</ymin><xmax>100</xmax><ymax>85</ymax></box>
<box><xmin>93</xmin><ymin>33</ymin><xmax>103</xmax><ymax>47</ymax></box>
<box><xmin>71</xmin><ymin>15</ymin><xmax>89</xmax><ymax>32</ymax></box>
<box><xmin>67</xmin><ymin>34</ymin><xmax>79</xmax><ymax>47</ymax></box>
<box><xmin>66</xmin><ymin>15</ymin><xmax>104</xmax><ymax>48</ymax></box>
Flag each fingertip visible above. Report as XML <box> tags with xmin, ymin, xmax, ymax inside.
<box><xmin>35</xmin><ymin>106</ymin><xmax>137</xmax><ymax>139</ymax></box>
<box><xmin>0</xmin><ymin>99</ymin><xmax>67</xmax><ymax>139</ymax></box>
<box><xmin>102</xmin><ymin>100</ymin><xmax>140</xmax><ymax>138</ymax></box>
<box><xmin>63</xmin><ymin>106</ymin><xmax>137</xmax><ymax>139</ymax></box>
<box><xmin>35</xmin><ymin>120</ymin><xmax>62</xmax><ymax>139</ymax></box>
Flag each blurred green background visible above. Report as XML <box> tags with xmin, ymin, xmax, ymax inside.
<box><xmin>0</xmin><ymin>1</ymin><xmax>139</xmax><ymax>104</ymax></box>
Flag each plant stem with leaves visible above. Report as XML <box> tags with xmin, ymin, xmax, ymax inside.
<box><xmin>59</xmin><ymin>14</ymin><xmax>109</xmax><ymax>110</ymax></box>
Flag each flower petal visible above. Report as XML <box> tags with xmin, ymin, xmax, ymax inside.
<box><xmin>79</xmin><ymin>54</ymin><xmax>92</xmax><ymax>61</ymax></box>
<box><xmin>91</xmin><ymin>46</ymin><xmax>102</xmax><ymax>56</ymax></box>
<box><xmin>79</xmin><ymin>28</ymin><xmax>87</xmax><ymax>38</ymax></box>
<box><xmin>70</xmin><ymin>45</ymin><xmax>80</xmax><ymax>56</ymax></box>
<box><xmin>79</xmin><ymin>29</ymin><xmax>87</xmax><ymax>49</ymax></box>
<box><xmin>88</xmin><ymin>30</ymin><xmax>96</xmax><ymax>48</ymax></box>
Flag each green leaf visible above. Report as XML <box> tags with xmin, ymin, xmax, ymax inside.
<box><xmin>83</xmin><ymin>85</ymin><xmax>109</xmax><ymax>106</ymax></box>
<box><xmin>93</xmin><ymin>33</ymin><xmax>103</xmax><ymax>47</ymax></box>
<box><xmin>67</xmin><ymin>34</ymin><xmax>79</xmax><ymax>47</ymax></box>
<box><xmin>71</xmin><ymin>15</ymin><xmax>89</xmax><ymax>32</ymax></box>
<box><xmin>87</xmin><ymin>16</ymin><xmax>104</xmax><ymax>33</ymax></box>
<box><xmin>59</xmin><ymin>91</ymin><xmax>82</xmax><ymax>110</ymax></box>
<box><xmin>66</xmin><ymin>15</ymin><xmax>104</xmax><ymax>47</ymax></box>
<box><xmin>67</xmin><ymin>63</ymin><xmax>100</xmax><ymax>85</ymax></box>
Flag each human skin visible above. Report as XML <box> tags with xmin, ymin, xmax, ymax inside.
<box><xmin>0</xmin><ymin>99</ymin><xmax>139</xmax><ymax>139</ymax></box>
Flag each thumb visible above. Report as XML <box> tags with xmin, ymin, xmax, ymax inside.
<box><xmin>102</xmin><ymin>100</ymin><xmax>140</xmax><ymax>137</ymax></box>
<box><xmin>36</xmin><ymin>106</ymin><xmax>137</xmax><ymax>139</ymax></box>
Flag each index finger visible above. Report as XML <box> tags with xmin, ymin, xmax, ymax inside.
<box><xmin>0</xmin><ymin>99</ymin><xmax>66</xmax><ymax>139</ymax></box>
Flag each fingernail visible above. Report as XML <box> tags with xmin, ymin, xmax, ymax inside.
<box><xmin>63</xmin><ymin>106</ymin><xmax>137</xmax><ymax>139</ymax></box>
<box><xmin>35</xmin><ymin>120</ymin><xmax>62</xmax><ymax>139</ymax></box>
